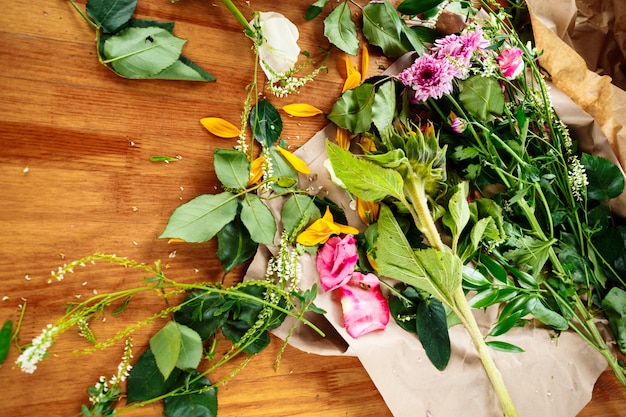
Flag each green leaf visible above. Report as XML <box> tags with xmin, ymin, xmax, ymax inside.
<box><xmin>581</xmin><ymin>153</ymin><xmax>625</xmax><ymax>201</ymax></box>
<box><xmin>127</xmin><ymin>349</ymin><xmax>182</xmax><ymax>403</ymax></box>
<box><xmin>268</xmin><ymin>146</ymin><xmax>298</xmax><ymax>194</ymax></box>
<box><xmin>458</xmin><ymin>76</ymin><xmax>505</xmax><ymax>120</ymax></box>
<box><xmin>217</xmin><ymin>217</ymin><xmax>258</xmax><ymax>273</ymax></box>
<box><xmin>175</xmin><ymin>323</ymin><xmax>203</xmax><ymax>372</ymax></box>
<box><xmin>489</xmin><ymin>311</ymin><xmax>523</xmax><ymax>337</ymax></box>
<box><xmin>240</xmin><ymin>194</ymin><xmax>277</xmax><ymax>246</ymax></box>
<box><xmin>86</xmin><ymin>0</ymin><xmax>137</xmax><ymax>33</ymax></box>
<box><xmin>159</xmin><ymin>192</ymin><xmax>239</xmax><ymax>243</ymax></box>
<box><xmin>442</xmin><ymin>182</ymin><xmax>470</xmax><ymax>242</ymax></box>
<box><xmin>0</xmin><ymin>320</ymin><xmax>12</xmax><ymax>364</ymax></box>
<box><xmin>304</xmin><ymin>0</ymin><xmax>329</xmax><ymax>20</ymax></box>
<box><xmin>221</xmin><ymin>320</ymin><xmax>271</xmax><ymax>354</ymax></box>
<box><xmin>323</xmin><ymin>1</ymin><xmax>359</xmax><ymax>55</ymax></box>
<box><xmin>250</xmin><ymin>99</ymin><xmax>282</xmax><ymax>147</ymax></box>
<box><xmin>149</xmin><ymin>55</ymin><xmax>216</xmax><ymax>82</ymax></box>
<box><xmin>529</xmin><ymin>298</ymin><xmax>569</xmax><ymax>330</ymax></box>
<box><xmin>477</xmin><ymin>253</ymin><xmax>508</xmax><ymax>284</ymax></box>
<box><xmin>213</xmin><ymin>149</ymin><xmax>250</xmax><ymax>190</ymax></box>
<box><xmin>601</xmin><ymin>287</ymin><xmax>626</xmax><ymax>354</ymax></box>
<box><xmin>415</xmin><ymin>298</ymin><xmax>450</xmax><ymax>370</ymax></box>
<box><xmin>164</xmin><ymin>372</ymin><xmax>218</xmax><ymax>417</ymax></box>
<box><xmin>486</xmin><ymin>340</ymin><xmax>524</xmax><ymax>353</ymax></box>
<box><xmin>326</xmin><ymin>141</ymin><xmax>405</xmax><ymax>201</ymax></box>
<box><xmin>174</xmin><ymin>292</ymin><xmax>230</xmax><ymax>340</ymax></box>
<box><xmin>150</xmin><ymin>321</ymin><xmax>182</xmax><ymax>380</ymax></box>
<box><xmin>362</xmin><ymin>2</ymin><xmax>410</xmax><ymax>58</ymax></box>
<box><xmin>328</xmin><ymin>83</ymin><xmax>375</xmax><ymax>134</ymax></box>
<box><xmin>396</xmin><ymin>0</ymin><xmax>444</xmax><ymax>15</ymax></box>
<box><xmin>103</xmin><ymin>27</ymin><xmax>186</xmax><ymax>78</ymax></box>
<box><xmin>281</xmin><ymin>194</ymin><xmax>321</xmax><ymax>237</ymax></box>
<box><xmin>375</xmin><ymin>205</ymin><xmax>459</xmax><ymax>305</ymax></box>
<box><xmin>372</xmin><ymin>80</ymin><xmax>396</xmax><ymax>132</ymax></box>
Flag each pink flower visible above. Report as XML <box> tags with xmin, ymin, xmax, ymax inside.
<box><xmin>432</xmin><ymin>28</ymin><xmax>490</xmax><ymax>72</ymax></box>
<box><xmin>316</xmin><ymin>234</ymin><xmax>359</xmax><ymax>292</ymax></box>
<box><xmin>339</xmin><ymin>272</ymin><xmax>390</xmax><ymax>338</ymax></box>
<box><xmin>398</xmin><ymin>54</ymin><xmax>460</xmax><ymax>102</ymax></box>
<box><xmin>497</xmin><ymin>47</ymin><xmax>524</xmax><ymax>80</ymax></box>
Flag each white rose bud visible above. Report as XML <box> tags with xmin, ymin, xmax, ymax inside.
<box><xmin>253</xmin><ymin>12</ymin><xmax>300</xmax><ymax>81</ymax></box>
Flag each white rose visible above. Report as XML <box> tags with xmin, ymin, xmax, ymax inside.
<box><xmin>253</xmin><ymin>12</ymin><xmax>300</xmax><ymax>81</ymax></box>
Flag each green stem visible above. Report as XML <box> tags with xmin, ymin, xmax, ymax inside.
<box><xmin>403</xmin><ymin>175</ymin><xmax>518</xmax><ymax>416</ymax></box>
<box><xmin>453</xmin><ymin>287</ymin><xmax>519</xmax><ymax>417</ymax></box>
<box><xmin>221</xmin><ymin>0</ymin><xmax>253</xmax><ymax>33</ymax></box>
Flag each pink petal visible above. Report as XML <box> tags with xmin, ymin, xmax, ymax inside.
<box><xmin>316</xmin><ymin>235</ymin><xmax>359</xmax><ymax>292</ymax></box>
<box><xmin>339</xmin><ymin>272</ymin><xmax>390</xmax><ymax>338</ymax></box>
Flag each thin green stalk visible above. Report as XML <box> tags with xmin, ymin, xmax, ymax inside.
<box><xmin>221</xmin><ymin>0</ymin><xmax>253</xmax><ymax>33</ymax></box>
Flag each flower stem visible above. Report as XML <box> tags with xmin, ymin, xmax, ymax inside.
<box><xmin>221</xmin><ymin>0</ymin><xmax>253</xmax><ymax>33</ymax></box>
<box><xmin>453</xmin><ymin>286</ymin><xmax>519</xmax><ymax>417</ymax></box>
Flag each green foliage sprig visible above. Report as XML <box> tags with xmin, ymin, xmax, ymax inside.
<box><xmin>68</xmin><ymin>0</ymin><xmax>214</xmax><ymax>81</ymax></box>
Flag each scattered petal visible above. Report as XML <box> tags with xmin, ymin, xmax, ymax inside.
<box><xmin>282</xmin><ymin>103</ymin><xmax>324</xmax><ymax>117</ymax></box>
<box><xmin>248</xmin><ymin>155</ymin><xmax>266</xmax><ymax>185</ymax></box>
<box><xmin>335</xmin><ymin>127</ymin><xmax>351</xmax><ymax>150</ymax></box>
<box><xmin>360</xmin><ymin>44</ymin><xmax>369</xmax><ymax>82</ymax></box>
<box><xmin>296</xmin><ymin>207</ymin><xmax>359</xmax><ymax>246</ymax></box>
<box><xmin>200</xmin><ymin>117</ymin><xmax>242</xmax><ymax>138</ymax></box>
<box><xmin>339</xmin><ymin>272</ymin><xmax>390</xmax><ymax>338</ymax></box>
<box><xmin>276</xmin><ymin>146</ymin><xmax>311</xmax><ymax>174</ymax></box>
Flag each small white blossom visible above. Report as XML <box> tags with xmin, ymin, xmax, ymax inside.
<box><xmin>16</xmin><ymin>324</ymin><xmax>59</xmax><ymax>373</ymax></box>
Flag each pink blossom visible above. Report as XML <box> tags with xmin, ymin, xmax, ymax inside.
<box><xmin>451</xmin><ymin>117</ymin><xmax>467</xmax><ymax>133</ymax></box>
<box><xmin>339</xmin><ymin>272</ymin><xmax>390</xmax><ymax>338</ymax></box>
<box><xmin>398</xmin><ymin>54</ymin><xmax>460</xmax><ymax>102</ymax></box>
<box><xmin>316</xmin><ymin>234</ymin><xmax>359</xmax><ymax>292</ymax></box>
<box><xmin>497</xmin><ymin>47</ymin><xmax>524</xmax><ymax>80</ymax></box>
<box><xmin>432</xmin><ymin>28</ymin><xmax>490</xmax><ymax>70</ymax></box>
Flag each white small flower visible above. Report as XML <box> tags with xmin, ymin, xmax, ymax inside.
<box><xmin>16</xmin><ymin>324</ymin><xmax>59</xmax><ymax>373</ymax></box>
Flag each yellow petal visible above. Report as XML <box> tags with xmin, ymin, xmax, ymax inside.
<box><xmin>200</xmin><ymin>117</ymin><xmax>241</xmax><ymax>138</ymax></box>
<box><xmin>337</xmin><ymin>223</ymin><xmax>360</xmax><ymax>235</ymax></box>
<box><xmin>357</xmin><ymin>198</ymin><xmax>380</xmax><ymax>226</ymax></box>
<box><xmin>282</xmin><ymin>103</ymin><xmax>324</xmax><ymax>117</ymax></box>
<box><xmin>360</xmin><ymin>44</ymin><xmax>369</xmax><ymax>82</ymax></box>
<box><xmin>359</xmin><ymin>136</ymin><xmax>377</xmax><ymax>152</ymax></box>
<box><xmin>276</xmin><ymin>146</ymin><xmax>311</xmax><ymax>175</ymax></box>
<box><xmin>336</xmin><ymin>127</ymin><xmax>351</xmax><ymax>150</ymax></box>
<box><xmin>345</xmin><ymin>55</ymin><xmax>358</xmax><ymax>78</ymax></box>
<box><xmin>248</xmin><ymin>155</ymin><xmax>266</xmax><ymax>186</ymax></box>
<box><xmin>296</xmin><ymin>218</ymin><xmax>339</xmax><ymax>246</ymax></box>
<box><xmin>342</xmin><ymin>71</ymin><xmax>362</xmax><ymax>92</ymax></box>
<box><xmin>168</xmin><ymin>238</ymin><xmax>186</xmax><ymax>244</ymax></box>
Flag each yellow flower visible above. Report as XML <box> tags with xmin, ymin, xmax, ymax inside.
<box><xmin>282</xmin><ymin>103</ymin><xmax>324</xmax><ymax>117</ymax></box>
<box><xmin>357</xmin><ymin>198</ymin><xmax>380</xmax><ymax>226</ymax></box>
<box><xmin>296</xmin><ymin>207</ymin><xmax>359</xmax><ymax>246</ymax></box>
<box><xmin>276</xmin><ymin>146</ymin><xmax>311</xmax><ymax>175</ymax></box>
<box><xmin>199</xmin><ymin>117</ymin><xmax>242</xmax><ymax>138</ymax></box>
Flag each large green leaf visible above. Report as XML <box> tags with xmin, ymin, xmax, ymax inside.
<box><xmin>281</xmin><ymin>194</ymin><xmax>321</xmax><ymax>237</ymax></box>
<box><xmin>362</xmin><ymin>2</ymin><xmax>410</xmax><ymax>58</ymax></box>
<box><xmin>375</xmin><ymin>205</ymin><xmax>458</xmax><ymax>306</ymax></box>
<box><xmin>582</xmin><ymin>153</ymin><xmax>625</xmax><ymax>201</ymax></box>
<box><xmin>601</xmin><ymin>287</ymin><xmax>626</xmax><ymax>354</ymax></box>
<box><xmin>529</xmin><ymin>298</ymin><xmax>568</xmax><ymax>331</ymax></box>
<box><xmin>0</xmin><ymin>320</ymin><xmax>11</xmax><ymax>364</ymax></box>
<box><xmin>396</xmin><ymin>0</ymin><xmax>445</xmax><ymax>15</ymax></box>
<box><xmin>415</xmin><ymin>298</ymin><xmax>450</xmax><ymax>370</ymax></box>
<box><xmin>250</xmin><ymin>99</ymin><xmax>282</xmax><ymax>147</ymax></box>
<box><xmin>327</xmin><ymin>83</ymin><xmax>375</xmax><ymax>134</ymax></box>
<box><xmin>442</xmin><ymin>181</ymin><xmax>470</xmax><ymax>243</ymax></box>
<box><xmin>175</xmin><ymin>323</ymin><xmax>203</xmax><ymax>372</ymax></box>
<box><xmin>323</xmin><ymin>1</ymin><xmax>359</xmax><ymax>55</ymax></box>
<box><xmin>372</xmin><ymin>80</ymin><xmax>396</xmax><ymax>132</ymax></box>
<box><xmin>164</xmin><ymin>372</ymin><xmax>218</xmax><ymax>417</ymax></box>
<box><xmin>217</xmin><ymin>217</ymin><xmax>258</xmax><ymax>273</ymax></box>
<box><xmin>458</xmin><ymin>76</ymin><xmax>505</xmax><ymax>120</ymax></box>
<box><xmin>213</xmin><ymin>149</ymin><xmax>250</xmax><ymax>190</ymax></box>
<box><xmin>304</xmin><ymin>0</ymin><xmax>330</xmax><ymax>20</ymax></box>
<box><xmin>86</xmin><ymin>0</ymin><xmax>137</xmax><ymax>33</ymax></box>
<box><xmin>240</xmin><ymin>194</ymin><xmax>277</xmax><ymax>246</ymax></box>
<box><xmin>150</xmin><ymin>322</ymin><xmax>202</xmax><ymax>380</ymax></box>
<box><xmin>149</xmin><ymin>55</ymin><xmax>216</xmax><ymax>82</ymax></box>
<box><xmin>326</xmin><ymin>141</ymin><xmax>405</xmax><ymax>201</ymax></box>
<box><xmin>126</xmin><ymin>349</ymin><xmax>182</xmax><ymax>403</ymax></box>
<box><xmin>159</xmin><ymin>192</ymin><xmax>239</xmax><ymax>243</ymax></box>
<box><xmin>103</xmin><ymin>26</ymin><xmax>186</xmax><ymax>78</ymax></box>
<box><xmin>174</xmin><ymin>292</ymin><xmax>230</xmax><ymax>340</ymax></box>
<box><xmin>221</xmin><ymin>320</ymin><xmax>271</xmax><ymax>354</ymax></box>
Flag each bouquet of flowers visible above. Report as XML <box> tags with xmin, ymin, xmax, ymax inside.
<box><xmin>6</xmin><ymin>1</ymin><xmax>625</xmax><ymax>416</ymax></box>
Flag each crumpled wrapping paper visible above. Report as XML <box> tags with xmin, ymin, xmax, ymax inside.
<box><xmin>243</xmin><ymin>2</ymin><xmax>626</xmax><ymax>415</ymax></box>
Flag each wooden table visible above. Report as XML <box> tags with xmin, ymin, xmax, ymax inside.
<box><xmin>1</xmin><ymin>1</ymin><xmax>624</xmax><ymax>416</ymax></box>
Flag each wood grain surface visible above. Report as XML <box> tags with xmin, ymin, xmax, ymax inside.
<box><xmin>0</xmin><ymin>1</ymin><xmax>624</xmax><ymax>416</ymax></box>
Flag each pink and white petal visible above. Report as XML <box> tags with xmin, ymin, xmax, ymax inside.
<box><xmin>339</xmin><ymin>272</ymin><xmax>390</xmax><ymax>338</ymax></box>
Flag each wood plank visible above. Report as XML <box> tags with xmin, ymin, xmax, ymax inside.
<box><xmin>0</xmin><ymin>1</ymin><xmax>623</xmax><ymax>416</ymax></box>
